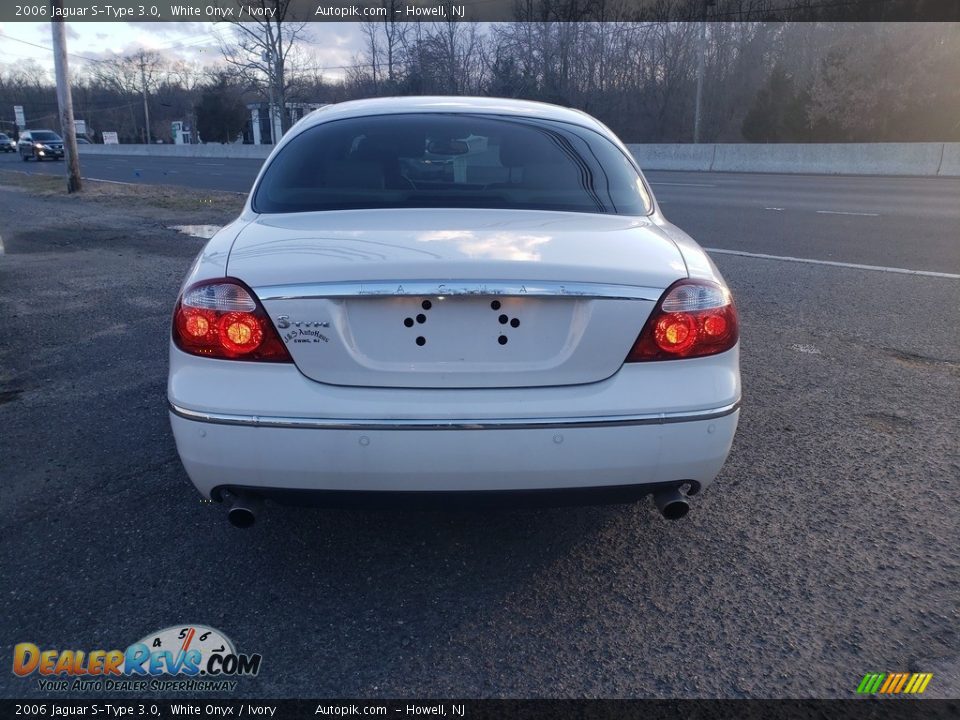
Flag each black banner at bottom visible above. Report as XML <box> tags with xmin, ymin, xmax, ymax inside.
<box><xmin>2</xmin><ymin>700</ymin><xmax>959</xmax><ymax>720</ymax></box>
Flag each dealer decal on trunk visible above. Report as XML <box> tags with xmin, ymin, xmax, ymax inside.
<box><xmin>276</xmin><ymin>316</ymin><xmax>330</xmax><ymax>344</ymax></box>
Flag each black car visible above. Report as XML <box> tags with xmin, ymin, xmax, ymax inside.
<box><xmin>18</xmin><ymin>130</ymin><xmax>65</xmax><ymax>161</ymax></box>
<box><xmin>0</xmin><ymin>133</ymin><xmax>15</xmax><ymax>152</ymax></box>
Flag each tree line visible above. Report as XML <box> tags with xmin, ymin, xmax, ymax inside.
<box><xmin>1</xmin><ymin>17</ymin><xmax>957</xmax><ymax>144</ymax></box>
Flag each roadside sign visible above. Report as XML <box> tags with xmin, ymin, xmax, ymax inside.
<box><xmin>74</xmin><ymin>119</ymin><xmax>86</xmax><ymax>136</ymax></box>
<box><xmin>102</xmin><ymin>131</ymin><xmax>119</xmax><ymax>144</ymax></box>
<box><xmin>14</xmin><ymin>105</ymin><xmax>25</xmax><ymax>128</ymax></box>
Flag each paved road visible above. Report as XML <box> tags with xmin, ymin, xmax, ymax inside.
<box><xmin>0</xmin><ymin>163</ymin><xmax>958</xmax><ymax>700</ymax></box>
<box><xmin>0</xmin><ymin>151</ymin><xmax>264</xmax><ymax>193</ymax></box>
<box><xmin>5</xmin><ymin>151</ymin><xmax>959</xmax><ymax>274</ymax></box>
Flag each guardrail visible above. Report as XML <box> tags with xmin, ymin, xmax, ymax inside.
<box><xmin>77</xmin><ymin>141</ymin><xmax>960</xmax><ymax>176</ymax></box>
<box><xmin>78</xmin><ymin>144</ymin><xmax>273</xmax><ymax>159</ymax></box>
<box><xmin>626</xmin><ymin>142</ymin><xmax>960</xmax><ymax>177</ymax></box>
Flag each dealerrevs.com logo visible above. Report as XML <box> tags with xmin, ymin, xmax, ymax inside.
<box><xmin>13</xmin><ymin>625</ymin><xmax>262</xmax><ymax>692</ymax></box>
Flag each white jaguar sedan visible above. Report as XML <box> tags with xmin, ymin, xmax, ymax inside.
<box><xmin>168</xmin><ymin>97</ymin><xmax>740</xmax><ymax>527</ymax></box>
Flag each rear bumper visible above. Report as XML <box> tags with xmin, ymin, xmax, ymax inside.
<box><xmin>169</xmin><ymin>403</ymin><xmax>739</xmax><ymax>498</ymax></box>
<box><xmin>169</xmin><ymin>343</ymin><xmax>740</xmax><ymax>499</ymax></box>
<box><xmin>210</xmin><ymin>481</ymin><xmax>704</xmax><ymax>510</ymax></box>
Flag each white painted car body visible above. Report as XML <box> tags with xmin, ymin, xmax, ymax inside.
<box><xmin>168</xmin><ymin>97</ymin><xmax>740</xmax><ymax>512</ymax></box>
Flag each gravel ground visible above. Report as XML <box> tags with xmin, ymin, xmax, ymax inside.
<box><xmin>0</xmin><ymin>178</ymin><xmax>957</xmax><ymax>700</ymax></box>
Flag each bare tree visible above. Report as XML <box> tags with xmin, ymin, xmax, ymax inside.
<box><xmin>218</xmin><ymin>0</ymin><xmax>310</xmax><ymax>141</ymax></box>
<box><xmin>90</xmin><ymin>50</ymin><xmax>163</xmax><ymax>143</ymax></box>
<box><xmin>359</xmin><ymin>0</ymin><xmax>409</xmax><ymax>93</ymax></box>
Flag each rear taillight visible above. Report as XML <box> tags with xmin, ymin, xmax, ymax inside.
<box><xmin>626</xmin><ymin>279</ymin><xmax>738</xmax><ymax>362</ymax></box>
<box><xmin>172</xmin><ymin>279</ymin><xmax>292</xmax><ymax>362</ymax></box>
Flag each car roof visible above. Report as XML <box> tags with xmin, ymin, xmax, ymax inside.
<box><xmin>296</xmin><ymin>96</ymin><xmax>608</xmax><ymax>135</ymax></box>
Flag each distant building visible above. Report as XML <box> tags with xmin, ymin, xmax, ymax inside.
<box><xmin>246</xmin><ymin>102</ymin><xmax>327</xmax><ymax>145</ymax></box>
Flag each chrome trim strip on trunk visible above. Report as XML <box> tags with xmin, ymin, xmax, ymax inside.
<box><xmin>254</xmin><ymin>280</ymin><xmax>661</xmax><ymax>302</ymax></box>
<box><xmin>168</xmin><ymin>400</ymin><xmax>740</xmax><ymax>430</ymax></box>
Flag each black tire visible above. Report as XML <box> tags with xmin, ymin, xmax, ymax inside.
<box><xmin>21</xmin><ymin>152</ymin><xmax>29</xmax><ymax>162</ymax></box>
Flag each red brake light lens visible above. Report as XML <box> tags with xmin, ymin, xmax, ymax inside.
<box><xmin>626</xmin><ymin>279</ymin><xmax>738</xmax><ymax>362</ymax></box>
<box><xmin>172</xmin><ymin>279</ymin><xmax>292</xmax><ymax>362</ymax></box>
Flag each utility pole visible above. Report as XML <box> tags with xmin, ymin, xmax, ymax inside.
<box><xmin>693</xmin><ymin>0</ymin><xmax>715</xmax><ymax>144</ymax></box>
<box><xmin>262</xmin><ymin>47</ymin><xmax>282</xmax><ymax>144</ymax></box>
<box><xmin>139</xmin><ymin>53</ymin><xmax>152</xmax><ymax>145</ymax></box>
<box><xmin>50</xmin><ymin>0</ymin><xmax>81</xmax><ymax>192</ymax></box>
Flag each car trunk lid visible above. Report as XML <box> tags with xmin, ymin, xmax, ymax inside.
<box><xmin>229</xmin><ymin>209</ymin><xmax>686</xmax><ymax>388</ymax></box>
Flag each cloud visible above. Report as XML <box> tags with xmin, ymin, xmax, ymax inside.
<box><xmin>1</xmin><ymin>20</ymin><xmax>368</xmax><ymax>81</ymax></box>
<box><xmin>126</xmin><ymin>21</ymin><xmax>209</xmax><ymax>37</ymax></box>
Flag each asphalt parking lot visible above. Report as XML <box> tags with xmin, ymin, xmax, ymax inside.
<box><xmin>0</xmin><ymin>160</ymin><xmax>957</xmax><ymax>699</ymax></box>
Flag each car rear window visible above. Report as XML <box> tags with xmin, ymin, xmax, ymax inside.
<box><xmin>252</xmin><ymin>113</ymin><xmax>651</xmax><ymax>215</ymax></box>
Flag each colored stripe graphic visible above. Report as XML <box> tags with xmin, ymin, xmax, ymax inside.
<box><xmin>879</xmin><ymin>674</ymin><xmax>897</xmax><ymax>693</ymax></box>
<box><xmin>893</xmin><ymin>673</ymin><xmax>909</xmax><ymax>693</ymax></box>
<box><xmin>858</xmin><ymin>673</ymin><xmax>933</xmax><ymax>694</ymax></box>
<box><xmin>857</xmin><ymin>674</ymin><xmax>885</xmax><ymax>694</ymax></box>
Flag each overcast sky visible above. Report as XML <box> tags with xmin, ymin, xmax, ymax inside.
<box><xmin>0</xmin><ymin>21</ymin><xmax>366</xmax><ymax>82</ymax></box>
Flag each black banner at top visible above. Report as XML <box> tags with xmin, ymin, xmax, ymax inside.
<box><xmin>3</xmin><ymin>0</ymin><xmax>960</xmax><ymax>23</ymax></box>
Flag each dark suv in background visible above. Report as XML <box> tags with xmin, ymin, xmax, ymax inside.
<box><xmin>18</xmin><ymin>130</ymin><xmax>64</xmax><ymax>161</ymax></box>
<box><xmin>0</xmin><ymin>133</ymin><xmax>15</xmax><ymax>152</ymax></box>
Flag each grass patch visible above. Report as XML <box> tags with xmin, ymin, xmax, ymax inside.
<box><xmin>0</xmin><ymin>169</ymin><xmax>246</xmax><ymax>214</ymax></box>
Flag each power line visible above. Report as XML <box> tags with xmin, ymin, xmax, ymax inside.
<box><xmin>0</xmin><ymin>33</ymin><xmax>110</xmax><ymax>64</ymax></box>
<box><xmin>0</xmin><ymin>30</ymin><xmax>219</xmax><ymax>66</ymax></box>
<box><xmin>149</xmin><ymin>33</ymin><xmax>221</xmax><ymax>53</ymax></box>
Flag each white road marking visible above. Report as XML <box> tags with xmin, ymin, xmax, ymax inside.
<box><xmin>82</xmin><ymin>177</ymin><xmax>138</xmax><ymax>186</ymax></box>
<box><xmin>765</xmin><ymin>207</ymin><xmax>784</xmax><ymax>211</ymax></box>
<box><xmin>704</xmin><ymin>248</ymin><xmax>960</xmax><ymax>279</ymax></box>
<box><xmin>651</xmin><ymin>181</ymin><xmax>716</xmax><ymax>188</ymax></box>
<box><xmin>815</xmin><ymin>210</ymin><xmax>880</xmax><ymax>217</ymax></box>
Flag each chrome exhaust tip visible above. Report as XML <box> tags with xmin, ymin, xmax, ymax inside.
<box><xmin>221</xmin><ymin>490</ymin><xmax>263</xmax><ymax>528</ymax></box>
<box><xmin>653</xmin><ymin>487</ymin><xmax>690</xmax><ymax>521</ymax></box>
